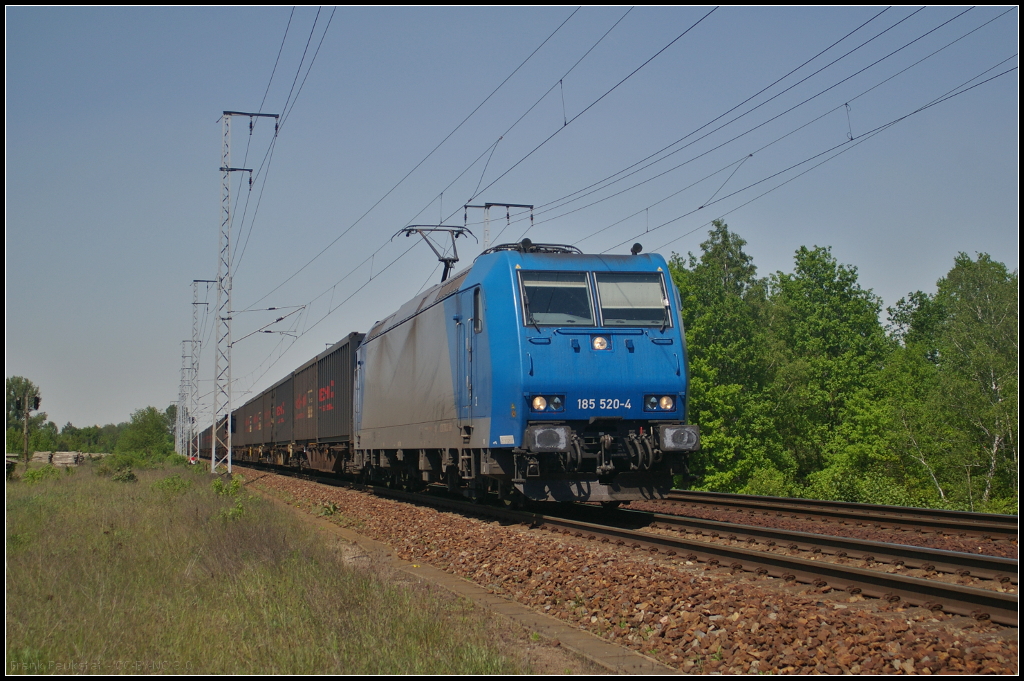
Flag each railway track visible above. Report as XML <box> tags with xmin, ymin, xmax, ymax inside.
<box><xmin>237</xmin><ymin>463</ymin><xmax>1018</xmax><ymax>626</ymax></box>
<box><xmin>663</xmin><ymin>490</ymin><xmax>1018</xmax><ymax>540</ymax></box>
<box><xmin>637</xmin><ymin>509</ymin><xmax>1017</xmax><ymax>585</ymax></box>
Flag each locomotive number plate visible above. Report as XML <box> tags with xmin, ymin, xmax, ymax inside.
<box><xmin>577</xmin><ymin>398</ymin><xmax>632</xmax><ymax>410</ymax></box>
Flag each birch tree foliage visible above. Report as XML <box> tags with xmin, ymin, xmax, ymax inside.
<box><xmin>933</xmin><ymin>253</ymin><xmax>1018</xmax><ymax>509</ymax></box>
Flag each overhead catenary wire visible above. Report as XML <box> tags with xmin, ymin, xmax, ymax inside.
<box><xmin>602</xmin><ymin>60</ymin><xmax>1019</xmax><ymax>255</ymax></box>
<box><xmin>529</xmin><ymin>6</ymin><xmax>909</xmax><ymax>217</ymax></box>
<box><xmin>279</xmin><ymin>7</ymin><xmax>322</xmax><ymax>125</ymax></box>
<box><xmin>241</xmin><ymin>5</ymin><xmax>636</xmax><ymax>324</ymax></box>
<box><xmin>491</xmin><ymin>6</ymin><xmax>1006</xmax><ymax>244</ymax></box>
<box><xmin>242</xmin><ymin>8</ymin><xmax>582</xmax><ymax>311</ymax></box>
<box><xmin>255</xmin><ymin>5</ymin><xmax>994</xmax><ymax>336</ymax></box>
<box><xmin>229</xmin><ymin>7</ymin><xmax>311</xmax><ymax>261</ymax></box>
<box><xmin>238</xmin><ymin>5</ymin><xmax>669</xmax><ymax>337</ymax></box>
<box><xmin>226</xmin><ymin>237</ymin><xmax>426</xmax><ymax>401</ymax></box>
<box><xmin>647</xmin><ymin>70</ymin><xmax>1018</xmax><ymax>257</ymax></box>
<box><xmin>396</xmin><ymin>6</ymin><xmax>636</xmax><ymax>252</ymax></box>
<box><xmin>235</xmin><ymin>7</ymin><xmax>337</xmax><ymax>274</ymax></box>
<box><xmin>281</xmin><ymin>7</ymin><xmax>337</xmax><ymax>129</ymax></box>
<box><xmin>484</xmin><ymin>6</ymin><xmax>904</xmax><ymax>241</ymax></box>
<box><xmin>518</xmin><ymin>6</ymin><xmax>967</xmax><ymax>237</ymax></box>
<box><xmin>464</xmin><ymin>7</ymin><xmax>719</xmax><ymax>206</ymax></box>
<box><xmin>259</xmin><ymin>7</ymin><xmax>296</xmax><ymax>114</ymax></box>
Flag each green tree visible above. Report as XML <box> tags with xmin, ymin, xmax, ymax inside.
<box><xmin>764</xmin><ymin>245</ymin><xmax>890</xmax><ymax>495</ymax></box>
<box><xmin>6</xmin><ymin>376</ymin><xmax>46</xmax><ymax>461</ymax></box>
<box><xmin>98</xmin><ymin>423</ymin><xmax>125</xmax><ymax>453</ymax></box>
<box><xmin>671</xmin><ymin>226</ymin><xmax>1017</xmax><ymax>510</ymax></box>
<box><xmin>115</xmin><ymin>407</ymin><xmax>173</xmax><ymax>460</ymax></box>
<box><xmin>163</xmin><ymin>403</ymin><xmax>177</xmax><ymax>442</ymax></box>
<box><xmin>670</xmin><ymin>221</ymin><xmax>786</xmax><ymax>492</ymax></box>
<box><xmin>932</xmin><ymin>254</ymin><xmax>1017</xmax><ymax>509</ymax></box>
<box><xmin>29</xmin><ymin>421</ymin><xmax>59</xmax><ymax>453</ymax></box>
<box><xmin>881</xmin><ymin>254</ymin><xmax>1018</xmax><ymax>512</ymax></box>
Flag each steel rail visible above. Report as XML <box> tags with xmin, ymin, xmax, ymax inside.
<box><xmin>528</xmin><ymin>513</ymin><xmax>1018</xmax><ymax>627</ymax></box>
<box><xmin>638</xmin><ymin>509</ymin><xmax>1017</xmax><ymax>584</ymax></box>
<box><xmin>665</xmin><ymin>491</ymin><xmax>1018</xmax><ymax>540</ymax></box>
<box><xmin>235</xmin><ymin>463</ymin><xmax>1018</xmax><ymax>626</ymax></box>
<box><xmin>668</xmin><ymin>489</ymin><xmax>1019</xmax><ymax>525</ymax></box>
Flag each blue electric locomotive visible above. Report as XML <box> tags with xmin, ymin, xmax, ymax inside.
<box><xmin>219</xmin><ymin>240</ymin><xmax>699</xmax><ymax>504</ymax></box>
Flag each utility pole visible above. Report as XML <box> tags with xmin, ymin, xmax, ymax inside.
<box><xmin>21</xmin><ymin>388</ymin><xmax>38</xmax><ymax>464</ymax></box>
<box><xmin>212</xmin><ymin>111</ymin><xmax>278</xmax><ymax>474</ymax></box>
<box><xmin>191</xmin><ymin>279</ymin><xmax>214</xmax><ymax>462</ymax></box>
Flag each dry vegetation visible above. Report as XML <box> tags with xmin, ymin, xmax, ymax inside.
<box><xmin>5</xmin><ymin>462</ymin><xmax>530</xmax><ymax>674</ymax></box>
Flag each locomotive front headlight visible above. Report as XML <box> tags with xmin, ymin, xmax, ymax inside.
<box><xmin>592</xmin><ymin>336</ymin><xmax>608</xmax><ymax>350</ymax></box>
<box><xmin>531</xmin><ymin>396</ymin><xmax>548</xmax><ymax>412</ymax></box>
<box><xmin>659</xmin><ymin>396</ymin><xmax>675</xmax><ymax>411</ymax></box>
<box><xmin>549</xmin><ymin>396</ymin><xmax>564</xmax><ymax>411</ymax></box>
<box><xmin>645</xmin><ymin>395</ymin><xmax>659</xmax><ymax>411</ymax></box>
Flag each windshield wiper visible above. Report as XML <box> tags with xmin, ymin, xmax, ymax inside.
<box><xmin>523</xmin><ymin>291</ymin><xmax>542</xmax><ymax>333</ymax></box>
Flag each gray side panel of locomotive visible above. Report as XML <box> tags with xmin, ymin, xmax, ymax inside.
<box><xmin>357</xmin><ymin>297</ymin><xmax>467</xmax><ymax>451</ymax></box>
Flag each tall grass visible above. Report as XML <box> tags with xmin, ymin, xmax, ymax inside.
<box><xmin>6</xmin><ymin>464</ymin><xmax>525</xmax><ymax>674</ymax></box>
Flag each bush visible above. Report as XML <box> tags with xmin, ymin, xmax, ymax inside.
<box><xmin>853</xmin><ymin>472</ymin><xmax>926</xmax><ymax>508</ymax></box>
<box><xmin>803</xmin><ymin>465</ymin><xmax>860</xmax><ymax>503</ymax></box>
<box><xmin>216</xmin><ymin>499</ymin><xmax>247</xmax><ymax>522</ymax></box>
<box><xmin>212</xmin><ymin>475</ymin><xmax>244</xmax><ymax>497</ymax></box>
<box><xmin>22</xmin><ymin>465</ymin><xmax>61</xmax><ymax>485</ymax></box>
<box><xmin>740</xmin><ymin>467</ymin><xmax>800</xmax><ymax>498</ymax></box>
<box><xmin>112</xmin><ymin>466</ymin><xmax>137</xmax><ymax>483</ymax></box>
<box><xmin>152</xmin><ymin>474</ymin><xmax>192</xmax><ymax>497</ymax></box>
<box><xmin>977</xmin><ymin>497</ymin><xmax>1018</xmax><ymax>515</ymax></box>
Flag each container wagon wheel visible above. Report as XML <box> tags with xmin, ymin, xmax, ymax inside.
<box><xmin>445</xmin><ymin>464</ymin><xmax>461</xmax><ymax>492</ymax></box>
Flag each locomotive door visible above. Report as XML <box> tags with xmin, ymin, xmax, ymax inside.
<box><xmin>456</xmin><ymin>288</ymin><xmax>477</xmax><ymax>432</ymax></box>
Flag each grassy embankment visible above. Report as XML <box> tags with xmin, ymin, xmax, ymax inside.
<box><xmin>6</xmin><ymin>461</ymin><xmax>525</xmax><ymax>674</ymax></box>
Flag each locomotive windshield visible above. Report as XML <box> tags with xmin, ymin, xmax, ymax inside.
<box><xmin>520</xmin><ymin>271</ymin><xmax>594</xmax><ymax>326</ymax></box>
<box><xmin>595</xmin><ymin>272</ymin><xmax>671</xmax><ymax>327</ymax></box>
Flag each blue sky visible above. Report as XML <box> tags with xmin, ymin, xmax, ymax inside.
<box><xmin>6</xmin><ymin>6</ymin><xmax>1018</xmax><ymax>428</ymax></box>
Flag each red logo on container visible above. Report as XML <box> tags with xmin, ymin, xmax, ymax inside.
<box><xmin>319</xmin><ymin>380</ymin><xmax>335</xmax><ymax>411</ymax></box>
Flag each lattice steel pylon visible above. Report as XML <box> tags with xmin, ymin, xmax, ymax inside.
<box><xmin>191</xmin><ymin>280</ymin><xmax>213</xmax><ymax>462</ymax></box>
<box><xmin>211</xmin><ymin>111</ymin><xmax>278</xmax><ymax>474</ymax></box>
<box><xmin>178</xmin><ymin>341</ymin><xmax>190</xmax><ymax>455</ymax></box>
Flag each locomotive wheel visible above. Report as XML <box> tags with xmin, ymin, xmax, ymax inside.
<box><xmin>502</xmin><ymin>494</ymin><xmax>524</xmax><ymax>510</ymax></box>
<box><xmin>498</xmin><ymin>483</ymin><xmax>524</xmax><ymax>510</ymax></box>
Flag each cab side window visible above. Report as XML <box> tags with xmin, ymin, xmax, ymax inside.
<box><xmin>473</xmin><ymin>287</ymin><xmax>483</xmax><ymax>333</ymax></box>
